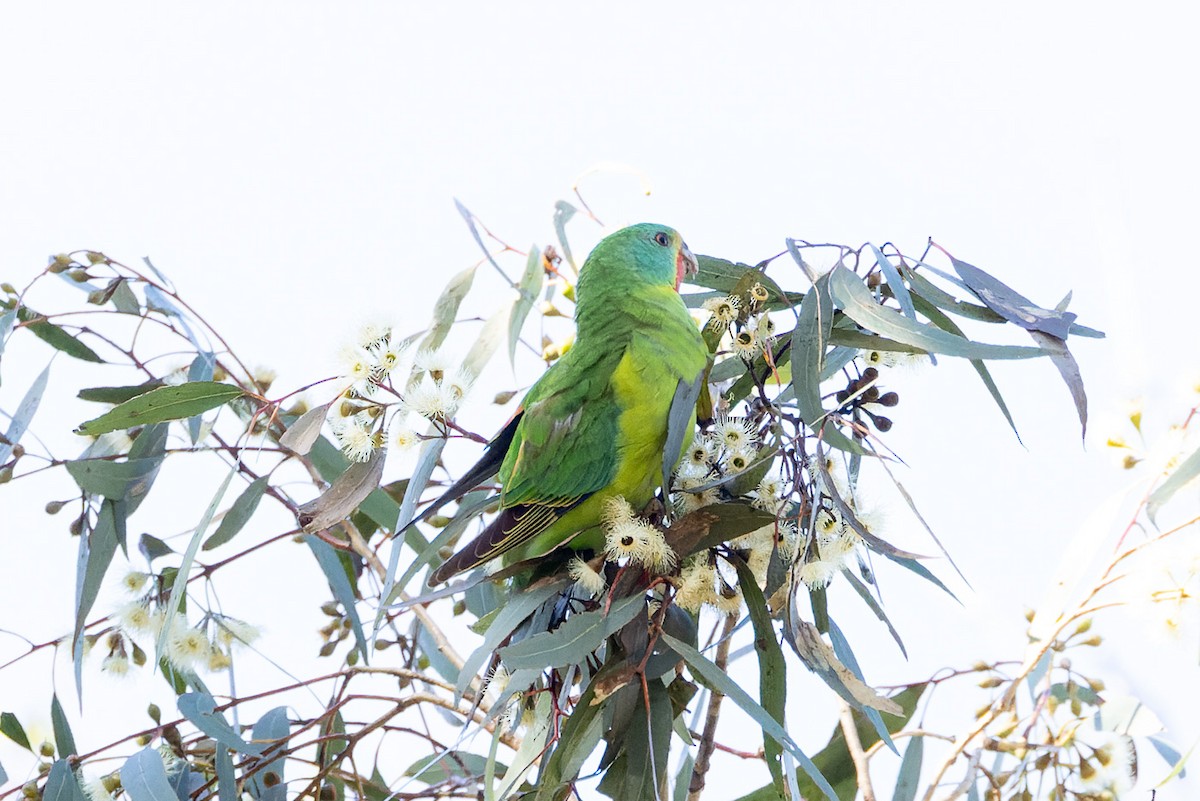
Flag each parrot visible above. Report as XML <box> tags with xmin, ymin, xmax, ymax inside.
<box><xmin>422</xmin><ymin>223</ymin><xmax>709</xmax><ymax>585</ymax></box>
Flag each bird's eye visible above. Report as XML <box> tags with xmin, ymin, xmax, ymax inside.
<box><xmin>653</xmin><ymin>231</ymin><xmax>670</xmax><ymax>247</ymax></box>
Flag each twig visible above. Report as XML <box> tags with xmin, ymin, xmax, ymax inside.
<box><xmin>687</xmin><ymin>613</ymin><xmax>739</xmax><ymax>801</ymax></box>
<box><xmin>839</xmin><ymin>700</ymin><xmax>877</xmax><ymax>801</ymax></box>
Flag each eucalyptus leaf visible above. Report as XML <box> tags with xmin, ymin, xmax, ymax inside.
<box><xmin>1147</xmin><ymin>444</ymin><xmax>1200</xmax><ymax>525</ymax></box>
<box><xmin>77</xmin><ymin>382</ymin><xmax>165</xmax><ymax>404</ymax></box>
<box><xmin>305</xmin><ymin>536</ymin><xmax>368</xmax><ymax>664</ymax></box>
<box><xmin>0</xmin><ymin>361</ymin><xmax>50</xmax><ymax>464</ymax></box>
<box><xmin>203</xmin><ymin>476</ymin><xmax>269</xmax><ymax>550</ymax></box>
<box><xmin>75</xmin><ymin>381</ymin><xmax>244</xmax><ymax>436</ymax></box>
<box><xmin>498</xmin><ymin>592</ymin><xmax>644</xmax><ymax>672</ymax></box>
<box><xmin>43</xmin><ymin>759</ymin><xmax>87</xmax><ymax>801</ymax></box>
<box><xmin>121</xmin><ymin>747</ymin><xmax>179</xmax><ymax>801</ymax></box>
<box><xmin>508</xmin><ymin>246</ymin><xmax>544</xmax><ymax>366</ymax></box>
<box><xmin>0</xmin><ymin>712</ymin><xmax>31</xmax><ymax>750</ymax></box>
<box><xmin>298</xmin><ymin>448</ymin><xmax>386</xmax><ymax>533</ymax></box>
<box><xmin>829</xmin><ymin>265</ymin><xmax>1045</xmax><ymax>360</ymax></box>
<box><xmin>50</xmin><ymin>694</ymin><xmax>76</xmax><ymax>759</ymax></box>
<box><xmin>661</xmin><ymin>631</ymin><xmax>837</xmax><ymax>801</ymax></box>
<box><xmin>178</xmin><ymin>692</ymin><xmax>263</xmax><ymax>755</ymax></box>
<box><xmin>869</xmin><ymin>243</ymin><xmax>915</xmax><ymax>320</ymax></box>
<box><xmin>279</xmin><ymin>402</ymin><xmax>331</xmax><ymax>454</ymax></box>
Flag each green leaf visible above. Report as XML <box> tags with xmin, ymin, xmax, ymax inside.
<box><xmin>75</xmin><ymin>381</ymin><xmax>244</xmax><ymax>436</ymax></box>
<box><xmin>498</xmin><ymin>593</ymin><xmax>644</xmax><ymax>671</ymax></box>
<box><xmin>509</xmin><ymin>246</ymin><xmax>544</xmax><ymax>366</ymax></box>
<box><xmin>597</xmin><ymin>678</ymin><xmax>673</xmax><ymax>801</ymax></box>
<box><xmin>405</xmin><ymin>751</ymin><xmax>507</xmax><ymax>784</ymax></box>
<box><xmin>1148</xmin><ymin>445</ymin><xmax>1200</xmax><ymax>524</ymax></box>
<box><xmin>868</xmin><ymin>244</ymin><xmax>915</xmax><ymax>320</ymax></box>
<box><xmin>155</xmin><ymin>466</ymin><xmax>237</xmax><ymax>664</ymax></box>
<box><xmin>121</xmin><ymin>747</ymin><xmax>179</xmax><ymax>801</ymax></box>
<box><xmin>74</xmin><ymin>500</ymin><xmax>119</xmax><ymax>697</ymax></box>
<box><xmin>732</xmin><ymin>556</ymin><xmax>787</xmax><ymax>793</ymax></box>
<box><xmin>65</xmin><ymin>458</ymin><xmax>160</xmax><ymax>500</ymax></box>
<box><xmin>553</xmin><ymin>200</ymin><xmax>579</xmax><ymax>272</ymax></box>
<box><xmin>660</xmin><ymin>631</ymin><xmax>837</xmax><ymax>801</ymax></box>
<box><xmin>22</xmin><ymin>313</ymin><xmax>104</xmax><ymax>363</ymax></box>
<box><xmin>828</xmin><ymin>265</ymin><xmax>1046</xmax><ymax>360</ymax></box>
<box><xmin>893</xmin><ymin>735</ymin><xmax>924</xmax><ymax>801</ymax></box>
<box><xmin>77</xmin><ymin>382</ymin><xmax>166</xmax><ymax>404</ymax></box>
<box><xmin>43</xmin><ymin>759</ymin><xmax>87</xmax><ymax>801</ymax></box>
<box><xmin>203</xmin><ymin>476</ymin><xmax>269</xmax><ymax>550</ymax></box>
<box><xmin>50</xmin><ymin>695</ymin><xmax>76</xmax><ymax>759</ymax></box>
<box><xmin>663</xmin><ymin>375</ymin><xmax>704</xmax><ymax>506</ymax></box>
<box><xmin>0</xmin><ymin>711</ymin><xmax>31</xmax><ymax>750</ymax></box>
<box><xmin>178</xmin><ymin>692</ymin><xmax>263</xmax><ymax>755</ymax></box>
<box><xmin>456</xmin><ymin>579</ymin><xmax>567</xmax><ymax>700</ymax></box>
<box><xmin>732</xmin><ymin>684</ymin><xmax>927</xmax><ymax>801</ymax></box>
<box><xmin>791</xmin><ymin>274</ymin><xmax>861</xmax><ymax>455</ymax></box>
<box><xmin>536</xmin><ymin>667</ymin><xmax>613</xmax><ymax>800</ymax></box>
<box><xmin>305</xmin><ymin>536</ymin><xmax>368</xmax><ymax>665</ymax></box>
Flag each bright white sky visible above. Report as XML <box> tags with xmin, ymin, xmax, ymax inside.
<box><xmin>2</xmin><ymin>2</ymin><xmax>1199</xmax><ymax>798</ymax></box>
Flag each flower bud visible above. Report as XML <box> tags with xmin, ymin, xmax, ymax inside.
<box><xmin>39</xmin><ymin>741</ymin><xmax>54</xmax><ymax>757</ymax></box>
<box><xmin>148</xmin><ymin>703</ymin><xmax>161</xmax><ymax>723</ymax></box>
<box><xmin>45</xmin><ymin>500</ymin><xmax>65</xmax><ymax>514</ymax></box>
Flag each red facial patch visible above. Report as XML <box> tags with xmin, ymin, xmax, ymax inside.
<box><xmin>675</xmin><ymin>250</ymin><xmax>686</xmax><ymax>290</ymax></box>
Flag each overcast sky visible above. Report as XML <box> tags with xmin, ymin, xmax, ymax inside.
<box><xmin>2</xmin><ymin>3</ymin><xmax>1198</xmax><ymax>798</ymax></box>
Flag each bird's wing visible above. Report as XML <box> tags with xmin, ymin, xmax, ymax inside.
<box><xmin>400</xmin><ymin>411</ymin><xmax>523</xmax><ymax>531</ymax></box>
<box><xmin>427</xmin><ymin>350</ymin><xmax>623</xmax><ymax>582</ymax></box>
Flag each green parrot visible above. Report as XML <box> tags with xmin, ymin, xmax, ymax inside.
<box><xmin>424</xmin><ymin>223</ymin><xmax>709</xmax><ymax>585</ymax></box>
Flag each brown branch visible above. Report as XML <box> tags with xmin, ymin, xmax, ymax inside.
<box><xmin>686</xmin><ymin>613</ymin><xmax>739</xmax><ymax>801</ymax></box>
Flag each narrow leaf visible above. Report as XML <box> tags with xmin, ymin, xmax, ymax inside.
<box><xmin>215</xmin><ymin>745</ymin><xmax>236</xmax><ymax>801</ymax></box>
<box><xmin>498</xmin><ymin>593</ymin><xmax>644</xmax><ymax>671</ymax></box>
<box><xmin>892</xmin><ymin>735</ymin><xmax>924</xmax><ymax>801</ymax></box>
<box><xmin>0</xmin><ymin>362</ymin><xmax>51</xmax><ymax>464</ymax></box>
<box><xmin>50</xmin><ymin>695</ymin><xmax>76</xmax><ymax>759</ymax></box>
<box><xmin>75</xmin><ymin>382</ymin><xmax>244</xmax><ymax>436</ymax></box>
<box><xmin>1147</xmin><ymin>444</ymin><xmax>1200</xmax><ymax>524</ymax></box>
<box><xmin>298</xmin><ymin>448</ymin><xmax>386</xmax><ymax>533</ymax></box>
<box><xmin>24</xmin><ymin>317</ymin><xmax>104</xmax><ymax>363</ymax></box>
<box><xmin>661</xmin><ymin>631</ymin><xmax>838</xmax><ymax>801</ymax></box>
<box><xmin>869</xmin><ymin>244</ymin><xmax>916</xmax><ymax>320</ymax></box>
<box><xmin>951</xmin><ymin>257</ymin><xmax>1077</xmax><ymax>339</ymax></box>
<box><xmin>0</xmin><ymin>712</ymin><xmax>31</xmax><ymax>750</ymax></box>
<box><xmin>552</xmin><ymin>200</ymin><xmax>578</xmax><ymax>273</ymax></box>
<box><xmin>74</xmin><ymin>500</ymin><xmax>119</xmax><ymax>696</ymax></box>
<box><xmin>77</xmin><ymin>382</ymin><xmax>165</xmax><ymax>404</ymax></box>
<box><xmin>155</xmin><ymin>466</ymin><xmax>236</xmax><ymax>663</ymax></box>
<box><xmin>305</xmin><ymin>536</ymin><xmax>368</xmax><ymax>664</ymax></box>
<box><xmin>203</xmin><ymin>476</ymin><xmax>268</xmax><ymax>551</ymax></box>
<box><xmin>65</xmin><ymin>458</ymin><xmax>160</xmax><ymax>500</ymax></box>
<box><xmin>732</xmin><ymin>556</ymin><xmax>787</xmax><ymax>792</ymax></box>
<box><xmin>1029</xmin><ymin>330</ymin><xmax>1088</xmax><ymax>440</ymax></box>
<box><xmin>829</xmin><ymin>266</ymin><xmax>1045</xmax><ymax>360</ymax></box>
<box><xmin>663</xmin><ymin>375</ymin><xmax>704</xmax><ymax>505</ymax></box>
<box><xmin>508</xmin><ymin>246</ymin><xmax>543</xmax><ymax>366</ymax></box>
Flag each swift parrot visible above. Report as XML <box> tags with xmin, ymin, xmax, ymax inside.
<box><xmin>423</xmin><ymin>223</ymin><xmax>709</xmax><ymax>585</ymax></box>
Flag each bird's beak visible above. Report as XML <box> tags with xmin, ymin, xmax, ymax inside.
<box><xmin>679</xmin><ymin>243</ymin><xmax>699</xmax><ymax>283</ymax></box>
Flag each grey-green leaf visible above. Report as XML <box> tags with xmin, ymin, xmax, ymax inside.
<box><xmin>498</xmin><ymin>593</ymin><xmax>645</xmax><ymax>672</ymax></box>
<box><xmin>829</xmin><ymin>265</ymin><xmax>1045</xmax><ymax>360</ymax></box>
<box><xmin>121</xmin><ymin>747</ymin><xmax>179</xmax><ymax>801</ymax></box>
<box><xmin>203</xmin><ymin>476</ymin><xmax>268</xmax><ymax>551</ymax></box>
<box><xmin>178</xmin><ymin>692</ymin><xmax>263</xmax><ymax>755</ymax></box>
<box><xmin>298</xmin><ymin>448</ymin><xmax>386</xmax><ymax>533</ymax></box>
<box><xmin>50</xmin><ymin>695</ymin><xmax>76</xmax><ymax>759</ymax></box>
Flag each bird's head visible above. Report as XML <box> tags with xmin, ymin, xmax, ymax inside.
<box><xmin>581</xmin><ymin>223</ymin><xmax>698</xmax><ymax>292</ymax></box>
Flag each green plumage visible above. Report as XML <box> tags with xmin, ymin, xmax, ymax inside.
<box><xmin>426</xmin><ymin>223</ymin><xmax>708</xmax><ymax>584</ymax></box>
